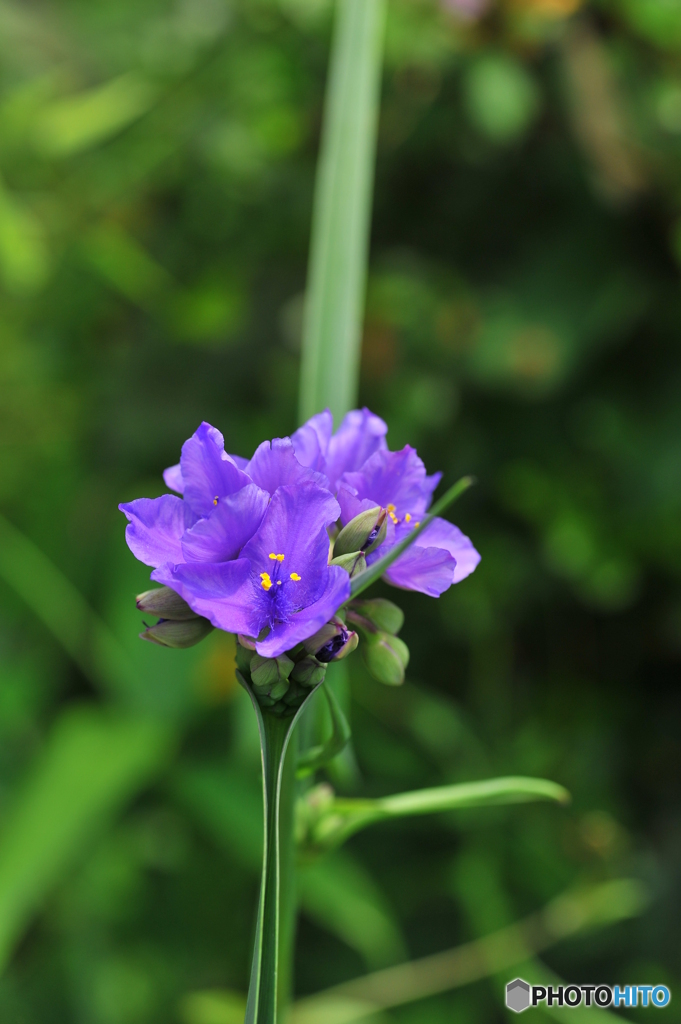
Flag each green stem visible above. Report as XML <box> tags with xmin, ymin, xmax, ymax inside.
<box><xmin>299</xmin><ymin>0</ymin><xmax>387</xmax><ymax>423</ymax></box>
<box><xmin>240</xmin><ymin>676</ymin><xmax>322</xmax><ymax>1024</ymax></box>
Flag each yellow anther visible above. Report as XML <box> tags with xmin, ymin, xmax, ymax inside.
<box><xmin>290</xmin><ymin>573</ymin><xmax>301</xmax><ymax>581</ymax></box>
<box><xmin>389</xmin><ymin>511</ymin><xmax>398</xmax><ymax>524</ymax></box>
<box><xmin>414</xmin><ymin>521</ymin><xmax>420</xmax><ymax>528</ymax></box>
<box><xmin>213</xmin><ymin>496</ymin><xmax>219</xmax><ymax>506</ymax></box>
<box><xmin>269</xmin><ymin>553</ymin><xmax>285</xmax><ymax>561</ymax></box>
<box><xmin>260</xmin><ymin>577</ymin><xmax>272</xmax><ymax>591</ymax></box>
<box><xmin>405</xmin><ymin>513</ymin><xmax>412</xmax><ymax>523</ymax></box>
<box><xmin>387</xmin><ymin>503</ymin><xmax>396</xmax><ymax>512</ymax></box>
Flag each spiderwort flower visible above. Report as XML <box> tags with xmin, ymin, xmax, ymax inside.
<box><xmin>120</xmin><ymin>422</ymin><xmax>351</xmax><ymax>659</ymax></box>
<box><xmin>292</xmin><ymin>408</ymin><xmax>480</xmax><ymax>598</ymax></box>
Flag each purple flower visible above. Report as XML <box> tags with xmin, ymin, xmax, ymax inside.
<box><xmin>120</xmin><ymin>421</ymin><xmax>350</xmax><ymax>658</ymax></box>
<box><xmin>339</xmin><ymin>446</ymin><xmax>480</xmax><ymax>598</ymax></box>
<box><xmin>291</xmin><ymin>407</ymin><xmax>388</xmax><ymax>491</ymax></box>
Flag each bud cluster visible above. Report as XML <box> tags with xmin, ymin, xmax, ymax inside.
<box><xmin>136</xmin><ymin>587</ymin><xmax>214</xmax><ymax>648</ymax></box>
<box><xmin>237</xmin><ymin>617</ymin><xmax>358</xmax><ymax>716</ymax></box>
<box><xmin>346</xmin><ymin>597</ymin><xmax>409</xmax><ymax>686</ymax></box>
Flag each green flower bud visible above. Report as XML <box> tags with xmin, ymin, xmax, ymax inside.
<box><xmin>348</xmin><ymin>597</ymin><xmax>404</xmax><ymax>636</ymax></box>
<box><xmin>362</xmin><ymin>631</ymin><xmax>410</xmax><ymax>686</ymax></box>
<box><xmin>250</xmin><ymin>653</ymin><xmax>294</xmax><ymax>701</ymax></box>
<box><xmin>290</xmin><ymin>656</ymin><xmax>327</xmax><ymax>688</ymax></box>
<box><xmin>334</xmin><ymin>507</ymin><xmax>387</xmax><ymax>557</ymax></box>
<box><xmin>140</xmin><ymin>616</ymin><xmax>214</xmax><ymax>648</ymax></box>
<box><xmin>136</xmin><ymin>587</ymin><xmax>199</xmax><ymax>620</ymax></box>
<box><xmin>330</xmin><ymin>550</ymin><xmax>367</xmax><ymax>577</ymax></box>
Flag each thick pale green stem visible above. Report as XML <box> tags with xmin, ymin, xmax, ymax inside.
<box><xmin>299</xmin><ymin>0</ymin><xmax>387</xmax><ymax>424</ymax></box>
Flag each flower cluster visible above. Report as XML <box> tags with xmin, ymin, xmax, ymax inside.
<box><xmin>120</xmin><ymin>409</ymin><xmax>480</xmax><ymax>706</ymax></box>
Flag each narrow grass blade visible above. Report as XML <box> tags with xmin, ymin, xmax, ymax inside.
<box><xmin>297</xmin><ymin>685</ymin><xmax>351</xmax><ymax>777</ymax></box>
<box><xmin>298</xmin><ymin>0</ymin><xmax>387</xmax><ymax>424</ymax></box>
<box><xmin>350</xmin><ymin>476</ymin><xmax>475</xmax><ymax>598</ymax></box>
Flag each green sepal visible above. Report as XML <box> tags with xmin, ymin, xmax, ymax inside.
<box><xmin>139</xmin><ymin>616</ymin><xmax>214</xmax><ymax>648</ymax></box>
<box><xmin>333</xmin><ymin>507</ymin><xmax>386</xmax><ymax>557</ymax></box>
<box><xmin>330</xmin><ymin>550</ymin><xmax>367</xmax><ymax>576</ymax></box>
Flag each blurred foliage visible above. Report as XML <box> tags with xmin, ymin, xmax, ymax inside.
<box><xmin>0</xmin><ymin>0</ymin><xmax>680</xmax><ymax>1021</ymax></box>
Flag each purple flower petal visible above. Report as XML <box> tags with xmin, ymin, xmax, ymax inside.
<box><xmin>163</xmin><ymin>463</ymin><xmax>184</xmax><ymax>494</ymax></box>
<box><xmin>383</xmin><ymin>544</ymin><xmax>457</xmax><ymax>597</ymax></box>
<box><xmin>291</xmin><ymin>410</ymin><xmax>333</xmax><ymax>473</ymax></box>
<box><xmin>255</xmin><ymin>565</ymin><xmax>350</xmax><ymax>658</ymax></box>
<box><xmin>228</xmin><ymin>453</ymin><xmax>250</xmax><ymax>470</ymax></box>
<box><xmin>324</xmin><ymin>408</ymin><xmax>388</xmax><ymax>490</ymax></box>
<box><xmin>341</xmin><ymin>446</ymin><xmax>438</xmax><ymax>519</ymax></box>
<box><xmin>151</xmin><ymin>559</ymin><xmax>257</xmax><ymax>635</ymax></box>
<box><xmin>411</xmin><ymin>517</ymin><xmax>481</xmax><ymax>583</ymax></box>
<box><xmin>180</xmin><ymin>422</ymin><xmax>251</xmax><ymax>517</ymax></box>
<box><xmin>245</xmin><ymin>437</ymin><xmax>329</xmax><ymax>495</ymax></box>
<box><xmin>240</xmin><ymin>483</ymin><xmax>340</xmax><ymax>604</ymax></box>
<box><xmin>181</xmin><ymin>484</ymin><xmax>269</xmax><ymax>563</ymax></box>
<box><xmin>119</xmin><ymin>495</ymin><xmax>195</xmax><ymax>568</ymax></box>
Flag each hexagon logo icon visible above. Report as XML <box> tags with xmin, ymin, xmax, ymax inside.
<box><xmin>506</xmin><ymin>978</ymin><xmax>531</xmax><ymax>1013</ymax></box>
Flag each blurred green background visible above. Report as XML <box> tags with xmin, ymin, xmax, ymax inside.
<box><xmin>0</xmin><ymin>0</ymin><xmax>680</xmax><ymax>1020</ymax></box>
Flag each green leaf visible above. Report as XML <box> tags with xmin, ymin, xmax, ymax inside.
<box><xmin>0</xmin><ymin>511</ymin><xmax>140</xmax><ymax>697</ymax></box>
<box><xmin>298</xmin><ymin>850</ymin><xmax>406</xmax><ymax>968</ymax></box>
<box><xmin>0</xmin><ymin>706</ymin><xmax>172</xmax><ymax>971</ymax></box>
<box><xmin>300</xmin><ymin>775</ymin><xmax>570</xmax><ymax>854</ymax></box>
<box><xmin>297</xmin><ymin>685</ymin><xmax>351</xmax><ymax>777</ymax></box>
<box><xmin>350</xmin><ymin>476</ymin><xmax>475</xmax><ymax>598</ymax></box>
<box><xmin>239</xmin><ymin>673</ymin><xmax>324</xmax><ymax>1024</ymax></box>
<box><xmin>298</xmin><ymin>0</ymin><xmax>387</xmax><ymax>424</ymax></box>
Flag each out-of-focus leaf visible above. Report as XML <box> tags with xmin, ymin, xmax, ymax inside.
<box><xmin>184</xmin><ymin>877</ymin><xmax>645</xmax><ymax>1024</ymax></box>
<box><xmin>0</xmin><ymin>705</ymin><xmax>172</xmax><ymax>971</ymax></box>
<box><xmin>181</xmin><ymin>989</ymin><xmax>247</xmax><ymax>1024</ymax></box>
<box><xmin>0</xmin><ymin>178</ymin><xmax>49</xmax><ymax>293</ymax></box>
<box><xmin>463</xmin><ymin>54</ymin><xmax>541</xmax><ymax>142</ymax></box>
<box><xmin>298</xmin><ymin>849</ymin><xmax>406</xmax><ymax>968</ymax></box>
<box><xmin>82</xmin><ymin>221</ymin><xmax>172</xmax><ymax>308</ymax></box>
<box><xmin>299</xmin><ymin>0</ymin><xmax>387</xmax><ymax>423</ymax></box>
<box><xmin>0</xmin><ymin>512</ymin><xmax>139</xmax><ymax>697</ymax></box>
<box><xmin>33</xmin><ymin>73</ymin><xmax>157</xmax><ymax>156</ymax></box>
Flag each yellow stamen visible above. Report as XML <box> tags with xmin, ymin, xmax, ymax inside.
<box><xmin>414</xmin><ymin>521</ymin><xmax>420</xmax><ymax>528</ymax></box>
<box><xmin>213</xmin><ymin>496</ymin><xmax>219</xmax><ymax>506</ymax></box>
<box><xmin>387</xmin><ymin>503</ymin><xmax>396</xmax><ymax>512</ymax></box>
<box><xmin>260</xmin><ymin>577</ymin><xmax>272</xmax><ymax>591</ymax></box>
<box><xmin>389</xmin><ymin>511</ymin><xmax>398</xmax><ymax>524</ymax></box>
<box><xmin>269</xmin><ymin>553</ymin><xmax>285</xmax><ymax>561</ymax></box>
<box><xmin>405</xmin><ymin>513</ymin><xmax>412</xmax><ymax>522</ymax></box>
<box><xmin>290</xmin><ymin>573</ymin><xmax>301</xmax><ymax>581</ymax></box>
